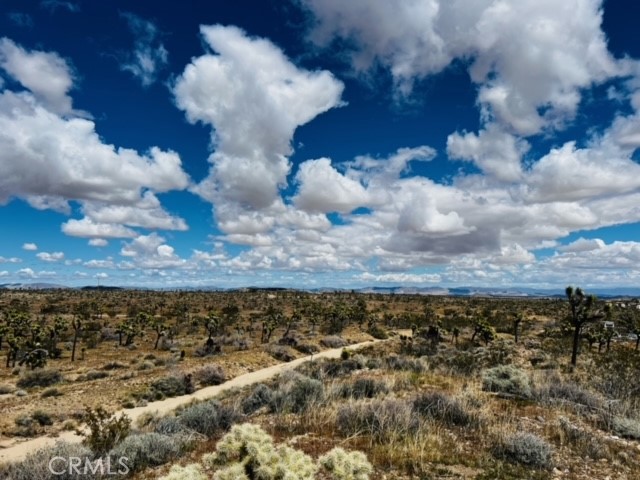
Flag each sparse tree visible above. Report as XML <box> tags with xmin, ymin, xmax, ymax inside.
<box><xmin>565</xmin><ymin>286</ymin><xmax>608</xmax><ymax>366</ymax></box>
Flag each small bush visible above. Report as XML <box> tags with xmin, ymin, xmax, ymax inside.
<box><xmin>102</xmin><ymin>361</ymin><xmax>127</xmax><ymax>370</ymax></box>
<box><xmin>611</xmin><ymin>416</ymin><xmax>640</xmax><ymax>440</ymax></box>
<box><xmin>109</xmin><ymin>432</ymin><xmax>183</xmax><ymax>473</ymax></box>
<box><xmin>194</xmin><ymin>365</ymin><xmax>226</xmax><ymax>386</ymax></box>
<box><xmin>321</xmin><ymin>336</ymin><xmax>347</xmax><ymax>348</ymax></box>
<box><xmin>16</xmin><ymin>369</ymin><xmax>62</xmax><ymax>389</ymax></box>
<box><xmin>0</xmin><ymin>441</ymin><xmax>94</xmax><ymax>480</ymax></box>
<box><xmin>338</xmin><ymin>378</ymin><xmax>389</xmax><ymax>399</ymax></box>
<box><xmin>176</xmin><ymin>399</ymin><xmax>242</xmax><ymax>437</ymax></box>
<box><xmin>150</xmin><ymin>374</ymin><xmax>187</xmax><ymax>398</ymax></box>
<box><xmin>482</xmin><ymin>365</ymin><xmax>531</xmax><ymax>398</ymax></box>
<box><xmin>413</xmin><ymin>391</ymin><xmax>477</xmax><ymax>427</ymax></box>
<box><xmin>535</xmin><ymin>377</ymin><xmax>603</xmax><ymax>411</ymax></box>
<box><xmin>385</xmin><ymin>355</ymin><xmax>426</xmax><ymax>373</ymax></box>
<box><xmin>31</xmin><ymin>410</ymin><xmax>54</xmax><ymax>426</ymax></box>
<box><xmin>492</xmin><ymin>432</ymin><xmax>554</xmax><ymax>469</ymax></box>
<box><xmin>270</xmin><ymin>372</ymin><xmax>324</xmax><ymax>414</ymax></box>
<box><xmin>82</xmin><ymin>406</ymin><xmax>131</xmax><ymax>455</ymax></box>
<box><xmin>336</xmin><ymin>398</ymin><xmax>418</xmax><ymax>441</ymax></box>
<box><xmin>241</xmin><ymin>383</ymin><xmax>274</xmax><ymax>415</ymax></box>
<box><xmin>294</xmin><ymin>343</ymin><xmax>319</xmax><ymax>355</ymax></box>
<box><xmin>268</xmin><ymin>345</ymin><xmax>296</xmax><ymax>362</ymax></box>
<box><xmin>0</xmin><ymin>383</ymin><xmax>14</xmax><ymax>394</ymax></box>
<box><xmin>155</xmin><ymin>416</ymin><xmax>193</xmax><ymax>436</ymax></box>
<box><xmin>77</xmin><ymin>370</ymin><xmax>109</xmax><ymax>381</ymax></box>
<box><xmin>41</xmin><ymin>387</ymin><xmax>63</xmax><ymax>398</ymax></box>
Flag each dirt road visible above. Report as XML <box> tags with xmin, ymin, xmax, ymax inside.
<box><xmin>0</xmin><ymin>338</ymin><xmax>383</xmax><ymax>464</ymax></box>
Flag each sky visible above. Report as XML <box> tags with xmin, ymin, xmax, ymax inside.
<box><xmin>0</xmin><ymin>0</ymin><xmax>640</xmax><ymax>290</ymax></box>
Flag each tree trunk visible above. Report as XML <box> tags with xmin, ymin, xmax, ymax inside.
<box><xmin>154</xmin><ymin>332</ymin><xmax>161</xmax><ymax>350</ymax></box>
<box><xmin>514</xmin><ymin>323</ymin><xmax>519</xmax><ymax>344</ymax></box>
<box><xmin>636</xmin><ymin>335</ymin><xmax>639</xmax><ymax>350</ymax></box>
<box><xmin>570</xmin><ymin>324</ymin><xmax>581</xmax><ymax>366</ymax></box>
<box><xmin>71</xmin><ymin>330</ymin><xmax>79</xmax><ymax>362</ymax></box>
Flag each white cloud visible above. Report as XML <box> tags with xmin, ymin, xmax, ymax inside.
<box><xmin>174</xmin><ymin>25</ymin><xmax>344</xmax><ymax>220</ymax></box>
<box><xmin>294</xmin><ymin>158</ymin><xmax>370</xmax><ymax>213</ymax></box>
<box><xmin>120</xmin><ymin>12</ymin><xmax>168</xmax><ymax>86</ymax></box>
<box><xmin>302</xmin><ymin>0</ymin><xmax>620</xmax><ymax>135</ymax></box>
<box><xmin>356</xmin><ymin>272</ymin><xmax>442</xmax><ymax>284</ymax></box>
<box><xmin>88</xmin><ymin>238</ymin><xmax>108</xmax><ymax>247</ymax></box>
<box><xmin>22</xmin><ymin>242</ymin><xmax>37</xmax><ymax>251</ymax></box>
<box><xmin>0</xmin><ymin>271</ymin><xmax>8</xmax><ymax>277</ymax></box>
<box><xmin>62</xmin><ymin>218</ymin><xmax>138</xmax><ymax>238</ymax></box>
<box><xmin>36</xmin><ymin>251</ymin><xmax>64</xmax><ymax>262</ymax></box>
<box><xmin>0</xmin><ymin>37</ymin><xmax>76</xmax><ymax>115</ymax></box>
<box><xmin>40</xmin><ymin>1</ymin><xmax>79</xmax><ymax>13</ymax></box>
<box><xmin>120</xmin><ymin>233</ymin><xmax>186</xmax><ymax>269</ymax></box>
<box><xmin>0</xmin><ymin>256</ymin><xmax>20</xmax><ymax>263</ymax></box>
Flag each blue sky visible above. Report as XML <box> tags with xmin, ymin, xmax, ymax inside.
<box><xmin>1</xmin><ymin>0</ymin><xmax>640</xmax><ymax>289</ymax></box>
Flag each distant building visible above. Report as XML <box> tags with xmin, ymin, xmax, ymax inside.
<box><xmin>603</xmin><ymin>321</ymin><xmax>615</xmax><ymax>330</ymax></box>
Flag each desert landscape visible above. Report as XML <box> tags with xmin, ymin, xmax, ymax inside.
<box><xmin>0</xmin><ymin>288</ymin><xmax>639</xmax><ymax>479</ymax></box>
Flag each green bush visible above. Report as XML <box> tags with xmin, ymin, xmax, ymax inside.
<box><xmin>338</xmin><ymin>378</ymin><xmax>388</xmax><ymax>399</ymax></box>
<box><xmin>82</xmin><ymin>406</ymin><xmax>131</xmax><ymax>455</ymax></box>
<box><xmin>492</xmin><ymin>432</ymin><xmax>554</xmax><ymax>469</ymax></box>
<box><xmin>611</xmin><ymin>416</ymin><xmax>640</xmax><ymax>440</ymax></box>
<box><xmin>194</xmin><ymin>365</ymin><xmax>226</xmax><ymax>386</ymax></box>
<box><xmin>16</xmin><ymin>369</ymin><xmax>63</xmax><ymax>389</ymax></box>
<box><xmin>482</xmin><ymin>365</ymin><xmax>531</xmax><ymax>398</ymax></box>
<box><xmin>149</xmin><ymin>374</ymin><xmax>187</xmax><ymax>398</ymax></box>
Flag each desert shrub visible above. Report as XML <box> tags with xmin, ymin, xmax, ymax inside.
<box><xmin>319</xmin><ymin>447</ymin><xmax>373</xmax><ymax>480</ymax></box>
<box><xmin>0</xmin><ymin>441</ymin><xmax>95</xmax><ymax>480</ymax></box>
<box><xmin>241</xmin><ymin>383</ymin><xmax>274</xmax><ymax>414</ymax></box>
<box><xmin>14</xmin><ymin>414</ymin><xmax>38</xmax><ymax>436</ymax></box>
<box><xmin>194</xmin><ymin>365</ymin><xmax>226</xmax><ymax>386</ymax></box>
<box><xmin>385</xmin><ymin>355</ymin><xmax>426</xmax><ymax>373</ymax></box>
<box><xmin>338</xmin><ymin>378</ymin><xmax>389</xmax><ymax>399</ymax></box>
<box><xmin>16</xmin><ymin>369</ymin><xmax>62</xmax><ymax>389</ymax></box>
<box><xmin>611</xmin><ymin>416</ymin><xmax>640</xmax><ymax>440</ymax></box>
<box><xmin>492</xmin><ymin>432</ymin><xmax>554</xmax><ymax>469</ymax></box>
<box><xmin>109</xmin><ymin>432</ymin><xmax>183</xmax><ymax>473</ymax></box>
<box><xmin>591</xmin><ymin>349</ymin><xmax>640</xmax><ymax>400</ymax></box>
<box><xmin>77</xmin><ymin>370</ymin><xmax>109</xmax><ymax>381</ymax></box>
<box><xmin>367</xmin><ymin>325</ymin><xmax>388</xmax><ymax>339</ymax></box>
<box><xmin>321</xmin><ymin>336</ymin><xmax>348</xmax><ymax>348</ymax></box>
<box><xmin>41</xmin><ymin>387</ymin><xmax>63</xmax><ymax>398</ymax></box>
<box><xmin>176</xmin><ymin>399</ymin><xmax>242</xmax><ymax>437</ymax></box>
<box><xmin>270</xmin><ymin>372</ymin><xmax>324</xmax><ymax>414</ymax></box>
<box><xmin>336</xmin><ymin>398</ymin><xmax>418</xmax><ymax>441</ymax></box>
<box><xmin>268</xmin><ymin>345</ymin><xmax>296</xmax><ymax>362</ymax></box>
<box><xmin>294</xmin><ymin>343</ymin><xmax>319</xmax><ymax>355</ymax></box>
<box><xmin>413</xmin><ymin>391</ymin><xmax>477</xmax><ymax>427</ymax></box>
<box><xmin>365</xmin><ymin>358</ymin><xmax>382</xmax><ymax>369</ymax></box>
<box><xmin>102</xmin><ymin>361</ymin><xmax>127</xmax><ymax>370</ymax></box>
<box><xmin>31</xmin><ymin>410</ymin><xmax>54</xmax><ymax>426</ymax></box>
<box><xmin>149</xmin><ymin>374</ymin><xmax>187</xmax><ymax>399</ymax></box>
<box><xmin>556</xmin><ymin>417</ymin><xmax>609</xmax><ymax>460</ymax></box>
<box><xmin>82</xmin><ymin>406</ymin><xmax>131</xmax><ymax>455</ymax></box>
<box><xmin>155</xmin><ymin>416</ymin><xmax>193</xmax><ymax>436</ymax></box>
<box><xmin>431</xmin><ymin>348</ymin><xmax>479</xmax><ymax>375</ymax></box>
<box><xmin>0</xmin><ymin>383</ymin><xmax>14</xmax><ymax>394</ymax></box>
<box><xmin>535</xmin><ymin>376</ymin><xmax>604</xmax><ymax>411</ymax></box>
<box><xmin>138</xmin><ymin>360</ymin><xmax>155</xmax><ymax>370</ymax></box>
<box><xmin>482</xmin><ymin>365</ymin><xmax>531</xmax><ymax>398</ymax></box>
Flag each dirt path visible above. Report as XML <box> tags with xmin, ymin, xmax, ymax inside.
<box><xmin>0</xmin><ymin>338</ymin><xmax>385</xmax><ymax>464</ymax></box>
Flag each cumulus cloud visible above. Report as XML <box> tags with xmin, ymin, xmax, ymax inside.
<box><xmin>36</xmin><ymin>251</ymin><xmax>64</xmax><ymax>262</ymax></box>
<box><xmin>88</xmin><ymin>238</ymin><xmax>108</xmax><ymax>247</ymax></box>
<box><xmin>0</xmin><ymin>256</ymin><xmax>21</xmax><ymax>263</ymax></box>
<box><xmin>174</xmin><ymin>25</ymin><xmax>344</xmax><ymax>220</ymax></box>
<box><xmin>302</xmin><ymin>0</ymin><xmax>620</xmax><ymax>135</ymax></box>
<box><xmin>0</xmin><ymin>37</ymin><xmax>76</xmax><ymax>115</ymax></box>
<box><xmin>120</xmin><ymin>233</ymin><xmax>186</xmax><ymax>269</ymax></box>
<box><xmin>0</xmin><ymin>39</ymin><xmax>190</xmax><ymax>239</ymax></box>
<box><xmin>356</xmin><ymin>272</ymin><xmax>442</xmax><ymax>284</ymax></box>
<box><xmin>294</xmin><ymin>158</ymin><xmax>370</xmax><ymax>213</ymax></box>
<box><xmin>120</xmin><ymin>12</ymin><xmax>168</xmax><ymax>86</ymax></box>
<box><xmin>22</xmin><ymin>242</ymin><xmax>37</xmax><ymax>251</ymax></box>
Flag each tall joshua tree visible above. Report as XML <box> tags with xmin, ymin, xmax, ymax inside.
<box><xmin>566</xmin><ymin>286</ymin><xmax>608</xmax><ymax>366</ymax></box>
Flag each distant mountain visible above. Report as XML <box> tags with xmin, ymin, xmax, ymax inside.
<box><xmin>0</xmin><ymin>282</ymin><xmax>68</xmax><ymax>290</ymax></box>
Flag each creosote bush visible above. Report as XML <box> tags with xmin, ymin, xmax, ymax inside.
<box><xmin>413</xmin><ymin>391</ymin><xmax>478</xmax><ymax>427</ymax></box>
<box><xmin>241</xmin><ymin>383</ymin><xmax>274</xmax><ymax>414</ymax></box>
<box><xmin>175</xmin><ymin>399</ymin><xmax>242</xmax><ymax>437</ymax></box>
<box><xmin>0</xmin><ymin>441</ymin><xmax>95</xmax><ymax>480</ymax></box>
<box><xmin>270</xmin><ymin>372</ymin><xmax>324</xmax><ymax>414</ymax></box>
<box><xmin>194</xmin><ymin>364</ymin><xmax>226</xmax><ymax>386</ymax></box>
<box><xmin>82</xmin><ymin>406</ymin><xmax>131</xmax><ymax>455</ymax></box>
<box><xmin>108</xmin><ymin>432</ymin><xmax>185</xmax><ymax>473</ymax></box>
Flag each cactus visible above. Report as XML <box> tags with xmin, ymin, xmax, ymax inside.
<box><xmin>319</xmin><ymin>447</ymin><xmax>373</xmax><ymax>480</ymax></box>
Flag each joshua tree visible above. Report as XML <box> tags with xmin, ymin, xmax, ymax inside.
<box><xmin>513</xmin><ymin>313</ymin><xmax>523</xmax><ymax>344</ymax></box>
<box><xmin>451</xmin><ymin>326</ymin><xmax>460</xmax><ymax>345</ymax></box>
<box><xmin>565</xmin><ymin>286</ymin><xmax>608</xmax><ymax>366</ymax></box>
